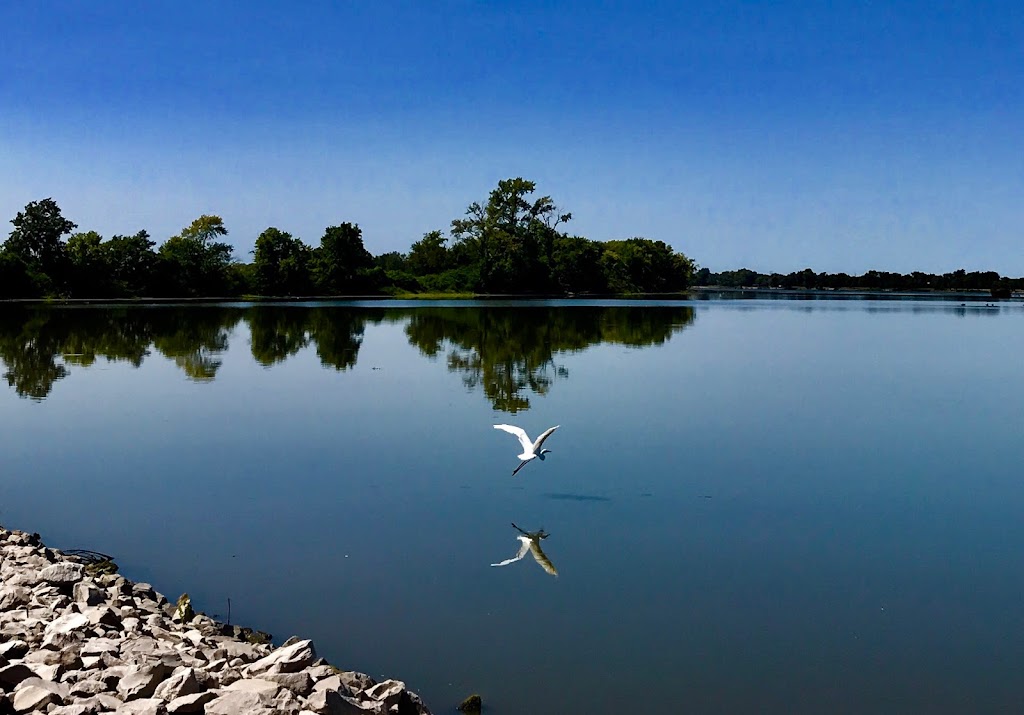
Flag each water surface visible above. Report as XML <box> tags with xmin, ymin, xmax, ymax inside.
<box><xmin>1</xmin><ymin>298</ymin><xmax>1023</xmax><ymax>714</ymax></box>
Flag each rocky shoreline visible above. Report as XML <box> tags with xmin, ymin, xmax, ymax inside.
<box><xmin>0</xmin><ymin>525</ymin><xmax>431</xmax><ymax>714</ymax></box>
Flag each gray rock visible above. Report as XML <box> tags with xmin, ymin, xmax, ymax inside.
<box><xmin>84</xmin><ymin>692</ymin><xmax>127</xmax><ymax>710</ymax></box>
<box><xmin>204</xmin><ymin>690</ymin><xmax>275</xmax><ymax>714</ymax></box>
<box><xmin>0</xmin><ymin>585</ymin><xmax>32</xmax><ymax>609</ymax></box>
<box><xmin>117</xmin><ymin>663</ymin><xmax>172</xmax><ymax>700</ymax></box>
<box><xmin>152</xmin><ymin>667</ymin><xmax>203</xmax><ymax>702</ymax></box>
<box><xmin>338</xmin><ymin>671</ymin><xmax>377</xmax><ymax>693</ymax></box>
<box><xmin>224</xmin><ymin>677</ymin><xmax>282</xmax><ymax>697</ymax></box>
<box><xmin>40</xmin><ymin>562</ymin><xmax>85</xmax><ymax>585</ymax></box>
<box><xmin>80</xmin><ymin>654</ymin><xmax>103</xmax><ymax>669</ymax></box>
<box><xmin>181</xmin><ymin>629</ymin><xmax>204</xmax><ymax>647</ymax></box>
<box><xmin>0</xmin><ymin>662</ymin><xmax>37</xmax><ymax>688</ymax></box>
<box><xmin>217</xmin><ymin>667</ymin><xmax>243</xmax><ymax>687</ymax></box>
<box><xmin>73</xmin><ymin>580</ymin><xmax>106</xmax><ymax>606</ymax></box>
<box><xmin>84</xmin><ymin>605</ymin><xmax>122</xmax><ymax>627</ymax></box>
<box><xmin>26</xmin><ymin>661</ymin><xmax>64</xmax><ymax>682</ymax></box>
<box><xmin>245</xmin><ymin>639</ymin><xmax>316</xmax><ymax>676</ymax></box>
<box><xmin>214</xmin><ymin>640</ymin><xmax>260</xmax><ymax>660</ymax></box>
<box><xmin>70</xmin><ymin>677</ymin><xmax>112</xmax><ymax>696</ymax></box>
<box><xmin>365</xmin><ymin>680</ymin><xmax>410</xmax><ymax>711</ymax></box>
<box><xmin>44</xmin><ymin>611</ymin><xmax>90</xmax><ymax>638</ymax></box>
<box><xmin>120</xmin><ymin>636</ymin><xmax>163</xmax><ymax>660</ymax></box>
<box><xmin>0</xmin><ymin>639</ymin><xmax>29</xmax><ymax>659</ymax></box>
<box><xmin>132</xmin><ymin>582</ymin><xmax>156</xmax><ymax>597</ymax></box>
<box><xmin>264</xmin><ymin>671</ymin><xmax>315</xmax><ymax>696</ymax></box>
<box><xmin>50</xmin><ymin>704</ymin><xmax>102</xmax><ymax>715</ymax></box>
<box><xmin>23</xmin><ymin>648</ymin><xmax>64</xmax><ymax>665</ymax></box>
<box><xmin>81</xmin><ymin>637</ymin><xmax>122</xmax><ymax>655</ymax></box>
<box><xmin>307</xmin><ymin>664</ymin><xmax>341</xmax><ymax>681</ymax></box>
<box><xmin>41</xmin><ymin>629</ymin><xmax>85</xmax><ymax>651</ymax></box>
<box><xmin>12</xmin><ymin>683</ymin><xmax>63</xmax><ymax>712</ymax></box>
<box><xmin>115</xmin><ymin>697</ymin><xmax>168</xmax><ymax>714</ymax></box>
<box><xmin>100</xmin><ymin>651</ymin><xmax>126</xmax><ymax>669</ymax></box>
<box><xmin>166</xmin><ymin>691</ymin><xmax>218</xmax><ymax>713</ymax></box>
<box><xmin>13</xmin><ymin>675</ymin><xmax>70</xmax><ymax>700</ymax></box>
<box><xmin>307</xmin><ymin>688</ymin><xmax>381</xmax><ymax>714</ymax></box>
<box><xmin>272</xmin><ymin>688</ymin><xmax>303</xmax><ymax>713</ymax></box>
<box><xmin>312</xmin><ymin>675</ymin><xmax>353</xmax><ymax>696</ymax></box>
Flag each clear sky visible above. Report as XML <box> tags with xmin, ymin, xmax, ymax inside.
<box><xmin>2</xmin><ymin>1</ymin><xmax>1021</xmax><ymax>274</ymax></box>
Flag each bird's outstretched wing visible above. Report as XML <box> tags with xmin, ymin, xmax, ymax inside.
<box><xmin>491</xmin><ymin>536</ymin><xmax>531</xmax><ymax>567</ymax></box>
<box><xmin>494</xmin><ymin>424</ymin><xmax>533</xmax><ymax>453</ymax></box>
<box><xmin>532</xmin><ymin>425</ymin><xmax>560</xmax><ymax>452</ymax></box>
<box><xmin>529</xmin><ymin>541</ymin><xmax>558</xmax><ymax>576</ymax></box>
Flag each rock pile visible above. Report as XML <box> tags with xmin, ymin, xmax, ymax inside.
<box><xmin>0</xmin><ymin>526</ymin><xmax>431</xmax><ymax>714</ymax></box>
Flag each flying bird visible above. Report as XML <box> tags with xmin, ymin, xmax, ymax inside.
<box><xmin>490</xmin><ymin>523</ymin><xmax>558</xmax><ymax>576</ymax></box>
<box><xmin>493</xmin><ymin>424</ymin><xmax>560</xmax><ymax>476</ymax></box>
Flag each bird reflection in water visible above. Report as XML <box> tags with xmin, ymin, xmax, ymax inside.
<box><xmin>490</xmin><ymin>522</ymin><xmax>558</xmax><ymax>576</ymax></box>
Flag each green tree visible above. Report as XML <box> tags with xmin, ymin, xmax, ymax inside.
<box><xmin>600</xmin><ymin>238</ymin><xmax>693</xmax><ymax>293</ymax></box>
<box><xmin>407</xmin><ymin>230</ymin><xmax>450</xmax><ymax>275</ymax></box>
<box><xmin>66</xmin><ymin>231</ymin><xmax>111</xmax><ymax>296</ymax></box>
<box><xmin>252</xmin><ymin>227</ymin><xmax>312</xmax><ymax>296</ymax></box>
<box><xmin>0</xmin><ymin>254</ymin><xmax>36</xmax><ymax>298</ymax></box>
<box><xmin>450</xmin><ymin>178</ymin><xmax>571</xmax><ymax>293</ymax></box>
<box><xmin>551</xmin><ymin>235</ymin><xmax>607</xmax><ymax>294</ymax></box>
<box><xmin>374</xmin><ymin>251</ymin><xmax>408</xmax><ymax>272</ymax></box>
<box><xmin>106</xmin><ymin>230</ymin><xmax>158</xmax><ymax>296</ymax></box>
<box><xmin>4</xmin><ymin>198</ymin><xmax>77</xmax><ymax>292</ymax></box>
<box><xmin>158</xmin><ymin>215</ymin><xmax>234</xmax><ymax>296</ymax></box>
<box><xmin>311</xmin><ymin>223</ymin><xmax>373</xmax><ymax>294</ymax></box>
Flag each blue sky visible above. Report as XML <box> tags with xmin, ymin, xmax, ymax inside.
<box><xmin>2</xmin><ymin>1</ymin><xmax>1021</xmax><ymax>274</ymax></box>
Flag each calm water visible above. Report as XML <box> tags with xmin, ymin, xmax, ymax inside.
<box><xmin>2</xmin><ymin>298</ymin><xmax>1023</xmax><ymax>714</ymax></box>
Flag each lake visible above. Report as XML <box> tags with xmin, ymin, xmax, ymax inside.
<box><xmin>1</xmin><ymin>297</ymin><xmax>1023</xmax><ymax>714</ymax></box>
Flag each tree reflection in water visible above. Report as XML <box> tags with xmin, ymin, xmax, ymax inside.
<box><xmin>0</xmin><ymin>304</ymin><xmax>694</xmax><ymax>409</ymax></box>
<box><xmin>404</xmin><ymin>306</ymin><xmax>695</xmax><ymax>412</ymax></box>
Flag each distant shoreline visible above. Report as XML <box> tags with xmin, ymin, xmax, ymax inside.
<box><xmin>0</xmin><ymin>287</ymin><xmax>1021</xmax><ymax>305</ymax></box>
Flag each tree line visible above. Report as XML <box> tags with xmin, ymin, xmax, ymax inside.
<box><xmin>0</xmin><ymin>178</ymin><xmax>696</xmax><ymax>299</ymax></box>
<box><xmin>697</xmin><ymin>267</ymin><xmax>1024</xmax><ymax>294</ymax></box>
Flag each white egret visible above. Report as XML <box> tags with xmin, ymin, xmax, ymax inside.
<box><xmin>493</xmin><ymin>424</ymin><xmax>560</xmax><ymax>476</ymax></box>
<box><xmin>490</xmin><ymin>523</ymin><xmax>558</xmax><ymax>576</ymax></box>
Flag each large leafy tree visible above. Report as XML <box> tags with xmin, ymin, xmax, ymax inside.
<box><xmin>4</xmin><ymin>198</ymin><xmax>77</xmax><ymax>292</ymax></box>
<box><xmin>158</xmin><ymin>215</ymin><xmax>234</xmax><ymax>296</ymax></box>
<box><xmin>252</xmin><ymin>227</ymin><xmax>312</xmax><ymax>296</ymax></box>
<box><xmin>451</xmin><ymin>178</ymin><xmax>571</xmax><ymax>293</ymax></box>
<box><xmin>551</xmin><ymin>235</ymin><xmax>608</xmax><ymax>294</ymax></box>
<box><xmin>0</xmin><ymin>253</ymin><xmax>35</xmax><ymax>297</ymax></box>
<box><xmin>107</xmin><ymin>230</ymin><xmax>158</xmax><ymax>296</ymax></box>
<box><xmin>311</xmin><ymin>222</ymin><xmax>373</xmax><ymax>294</ymax></box>
<box><xmin>66</xmin><ymin>230</ymin><xmax>111</xmax><ymax>296</ymax></box>
<box><xmin>600</xmin><ymin>238</ymin><xmax>694</xmax><ymax>293</ymax></box>
<box><xmin>407</xmin><ymin>230</ymin><xmax>450</xmax><ymax>275</ymax></box>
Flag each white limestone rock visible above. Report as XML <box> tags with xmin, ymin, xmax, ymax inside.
<box><xmin>12</xmin><ymin>683</ymin><xmax>64</xmax><ymax>712</ymax></box>
<box><xmin>245</xmin><ymin>638</ymin><xmax>316</xmax><ymax>676</ymax></box>
<box><xmin>40</xmin><ymin>562</ymin><xmax>85</xmax><ymax>585</ymax></box>
<box><xmin>117</xmin><ymin>663</ymin><xmax>173</xmax><ymax>701</ymax></box>
<box><xmin>166</xmin><ymin>690</ymin><xmax>218</xmax><ymax>713</ymax></box>
<box><xmin>115</xmin><ymin>697</ymin><xmax>168</xmax><ymax>714</ymax></box>
<box><xmin>152</xmin><ymin>666</ymin><xmax>203</xmax><ymax>702</ymax></box>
